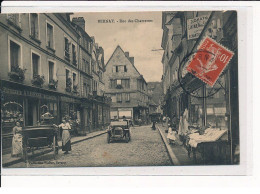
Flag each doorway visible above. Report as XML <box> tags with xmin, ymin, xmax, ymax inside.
<box><xmin>27</xmin><ymin>98</ymin><xmax>39</xmax><ymax>126</ymax></box>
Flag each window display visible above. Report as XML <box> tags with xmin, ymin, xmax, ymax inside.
<box><xmin>2</xmin><ymin>95</ymin><xmax>24</xmax><ymax>134</ymax></box>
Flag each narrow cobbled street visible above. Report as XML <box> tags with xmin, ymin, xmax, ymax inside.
<box><xmin>9</xmin><ymin>125</ymin><xmax>171</xmax><ymax>168</ymax></box>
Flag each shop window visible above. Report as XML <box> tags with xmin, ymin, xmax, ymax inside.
<box><xmin>9</xmin><ymin>40</ymin><xmax>21</xmax><ymax>71</ymax></box>
<box><xmin>48</xmin><ymin>61</ymin><xmax>54</xmax><ymax>82</ymax></box>
<box><xmin>2</xmin><ymin>96</ymin><xmax>24</xmax><ymax>134</ymax></box>
<box><xmin>46</xmin><ymin>22</ymin><xmax>54</xmax><ymax>48</ymax></box>
<box><xmin>30</xmin><ymin>13</ymin><xmax>39</xmax><ymax>39</ymax></box>
<box><xmin>32</xmin><ymin>53</ymin><xmax>40</xmax><ymax>77</ymax></box>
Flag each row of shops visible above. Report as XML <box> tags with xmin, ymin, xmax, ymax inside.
<box><xmin>1</xmin><ymin>80</ymin><xmax>111</xmax><ymax>150</ymax></box>
<box><xmin>161</xmin><ymin>11</ymin><xmax>239</xmax><ymax>164</ymax></box>
<box><xmin>110</xmin><ymin>106</ymin><xmax>149</xmax><ymax>125</ymax></box>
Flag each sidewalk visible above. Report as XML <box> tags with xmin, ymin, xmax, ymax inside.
<box><xmin>2</xmin><ymin>130</ymin><xmax>107</xmax><ymax>167</ymax></box>
<box><xmin>157</xmin><ymin>124</ymin><xmax>194</xmax><ymax>166</ymax></box>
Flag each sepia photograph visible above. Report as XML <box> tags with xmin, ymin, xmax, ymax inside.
<box><xmin>0</xmin><ymin>10</ymin><xmax>239</xmax><ymax>168</ymax></box>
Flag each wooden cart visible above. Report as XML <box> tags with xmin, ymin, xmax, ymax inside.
<box><xmin>22</xmin><ymin>125</ymin><xmax>59</xmax><ymax>161</ymax></box>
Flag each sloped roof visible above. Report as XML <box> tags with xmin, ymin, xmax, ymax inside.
<box><xmin>105</xmin><ymin>45</ymin><xmax>147</xmax><ymax>84</ymax></box>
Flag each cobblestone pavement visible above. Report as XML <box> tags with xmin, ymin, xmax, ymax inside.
<box><xmin>9</xmin><ymin>125</ymin><xmax>172</xmax><ymax>167</ymax></box>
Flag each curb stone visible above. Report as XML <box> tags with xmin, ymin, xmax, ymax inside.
<box><xmin>157</xmin><ymin>126</ymin><xmax>180</xmax><ymax>166</ymax></box>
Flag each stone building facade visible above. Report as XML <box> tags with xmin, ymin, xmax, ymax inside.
<box><xmin>104</xmin><ymin>45</ymin><xmax>149</xmax><ymax>125</ymax></box>
<box><xmin>0</xmin><ymin>13</ymin><xmax>111</xmax><ymax>150</ymax></box>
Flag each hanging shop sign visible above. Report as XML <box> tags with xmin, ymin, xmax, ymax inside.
<box><xmin>187</xmin><ymin>15</ymin><xmax>210</xmax><ymax>40</ymax></box>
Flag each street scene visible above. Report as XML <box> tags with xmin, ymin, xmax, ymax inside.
<box><xmin>8</xmin><ymin>126</ymin><xmax>171</xmax><ymax>167</ymax></box>
<box><xmin>1</xmin><ymin>11</ymin><xmax>239</xmax><ymax>168</ymax></box>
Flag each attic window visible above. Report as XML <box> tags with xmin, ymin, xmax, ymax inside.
<box><xmin>124</xmin><ymin>65</ymin><xmax>127</xmax><ymax>72</ymax></box>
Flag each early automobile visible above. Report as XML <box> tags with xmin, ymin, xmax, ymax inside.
<box><xmin>107</xmin><ymin>120</ymin><xmax>131</xmax><ymax>143</ymax></box>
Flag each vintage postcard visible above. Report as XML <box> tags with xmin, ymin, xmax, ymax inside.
<box><xmin>0</xmin><ymin>10</ymin><xmax>240</xmax><ymax>170</ymax></box>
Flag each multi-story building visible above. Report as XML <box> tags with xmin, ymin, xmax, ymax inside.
<box><xmin>0</xmin><ymin>13</ymin><xmax>111</xmax><ymax>149</ymax></box>
<box><xmin>160</xmin><ymin>11</ymin><xmax>238</xmax><ymax>164</ymax></box>
<box><xmin>147</xmin><ymin>82</ymin><xmax>163</xmax><ymax>114</ymax></box>
<box><xmin>104</xmin><ymin>45</ymin><xmax>149</xmax><ymax>124</ymax></box>
<box><xmin>72</xmin><ymin>17</ymin><xmax>111</xmax><ymax>132</ymax></box>
<box><xmin>71</xmin><ymin>17</ymin><xmax>93</xmax><ymax>134</ymax></box>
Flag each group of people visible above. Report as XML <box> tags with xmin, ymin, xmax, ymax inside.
<box><xmin>11</xmin><ymin>119</ymin><xmax>73</xmax><ymax>158</ymax></box>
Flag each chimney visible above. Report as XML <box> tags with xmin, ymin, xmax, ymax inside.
<box><xmin>129</xmin><ymin>57</ymin><xmax>134</xmax><ymax>65</ymax></box>
<box><xmin>72</xmin><ymin>17</ymin><xmax>85</xmax><ymax>30</ymax></box>
<box><xmin>125</xmin><ymin>52</ymin><xmax>129</xmax><ymax>58</ymax></box>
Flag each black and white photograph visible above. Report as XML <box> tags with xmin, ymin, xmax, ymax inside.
<box><xmin>0</xmin><ymin>10</ymin><xmax>239</xmax><ymax>168</ymax></box>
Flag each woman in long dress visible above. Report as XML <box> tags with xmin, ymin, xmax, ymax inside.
<box><xmin>182</xmin><ymin>108</ymin><xmax>189</xmax><ymax>135</ymax></box>
<box><xmin>11</xmin><ymin>121</ymin><xmax>23</xmax><ymax>157</ymax></box>
<box><xmin>58</xmin><ymin>119</ymin><xmax>72</xmax><ymax>154</ymax></box>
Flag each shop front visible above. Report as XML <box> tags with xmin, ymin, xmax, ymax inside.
<box><xmin>1</xmin><ymin>81</ymin><xmax>59</xmax><ymax>150</ymax></box>
<box><xmin>60</xmin><ymin>95</ymin><xmax>82</xmax><ymax>136</ymax></box>
<box><xmin>168</xmin><ymin>11</ymin><xmax>238</xmax><ymax>165</ymax></box>
<box><xmin>93</xmin><ymin>95</ymin><xmax>111</xmax><ymax>130</ymax></box>
<box><xmin>81</xmin><ymin>98</ymin><xmax>93</xmax><ymax>134</ymax></box>
<box><xmin>1</xmin><ymin>86</ymin><xmax>24</xmax><ymax>151</ymax></box>
<box><xmin>133</xmin><ymin>106</ymin><xmax>149</xmax><ymax>125</ymax></box>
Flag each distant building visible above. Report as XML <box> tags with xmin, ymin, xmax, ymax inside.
<box><xmin>104</xmin><ymin>45</ymin><xmax>149</xmax><ymax>124</ymax></box>
<box><xmin>147</xmin><ymin>82</ymin><xmax>163</xmax><ymax>114</ymax></box>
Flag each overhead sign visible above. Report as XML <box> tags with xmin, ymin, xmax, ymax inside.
<box><xmin>187</xmin><ymin>15</ymin><xmax>210</xmax><ymax>40</ymax></box>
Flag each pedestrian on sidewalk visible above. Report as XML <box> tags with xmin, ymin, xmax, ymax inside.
<box><xmin>58</xmin><ymin>119</ymin><xmax>72</xmax><ymax>154</ymax></box>
<box><xmin>11</xmin><ymin>121</ymin><xmax>23</xmax><ymax>157</ymax></box>
<box><xmin>167</xmin><ymin>124</ymin><xmax>177</xmax><ymax>144</ymax></box>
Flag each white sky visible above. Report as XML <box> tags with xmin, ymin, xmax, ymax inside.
<box><xmin>72</xmin><ymin>12</ymin><xmax>163</xmax><ymax>82</ymax></box>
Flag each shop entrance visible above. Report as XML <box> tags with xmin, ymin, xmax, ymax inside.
<box><xmin>27</xmin><ymin>99</ymin><xmax>39</xmax><ymax>126</ymax></box>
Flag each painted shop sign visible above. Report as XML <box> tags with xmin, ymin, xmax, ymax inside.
<box><xmin>61</xmin><ymin>96</ymin><xmax>81</xmax><ymax>103</ymax></box>
<box><xmin>2</xmin><ymin>87</ymin><xmax>57</xmax><ymax>101</ymax></box>
<box><xmin>24</xmin><ymin>91</ymin><xmax>57</xmax><ymax>101</ymax></box>
<box><xmin>2</xmin><ymin>87</ymin><xmax>23</xmax><ymax>95</ymax></box>
<box><xmin>187</xmin><ymin>15</ymin><xmax>210</xmax><ymax>40</ymax></box>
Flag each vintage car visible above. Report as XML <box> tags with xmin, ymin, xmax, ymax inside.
<box><xmin>107</xmin><ymin>120</ymin><xmax>131</xmax><ymax>143</ymax></box>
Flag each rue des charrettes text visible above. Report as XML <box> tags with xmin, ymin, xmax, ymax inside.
<box><xmin>98</xmin><ymin>19</ymin><xmax>153</xmax><ymax>23</ymax></box>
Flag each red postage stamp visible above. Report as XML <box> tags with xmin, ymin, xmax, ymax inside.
<box><xmin>186</xmin><ymin>36</ymin><xmax>234</xmax><ymax>87</ymax></box>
